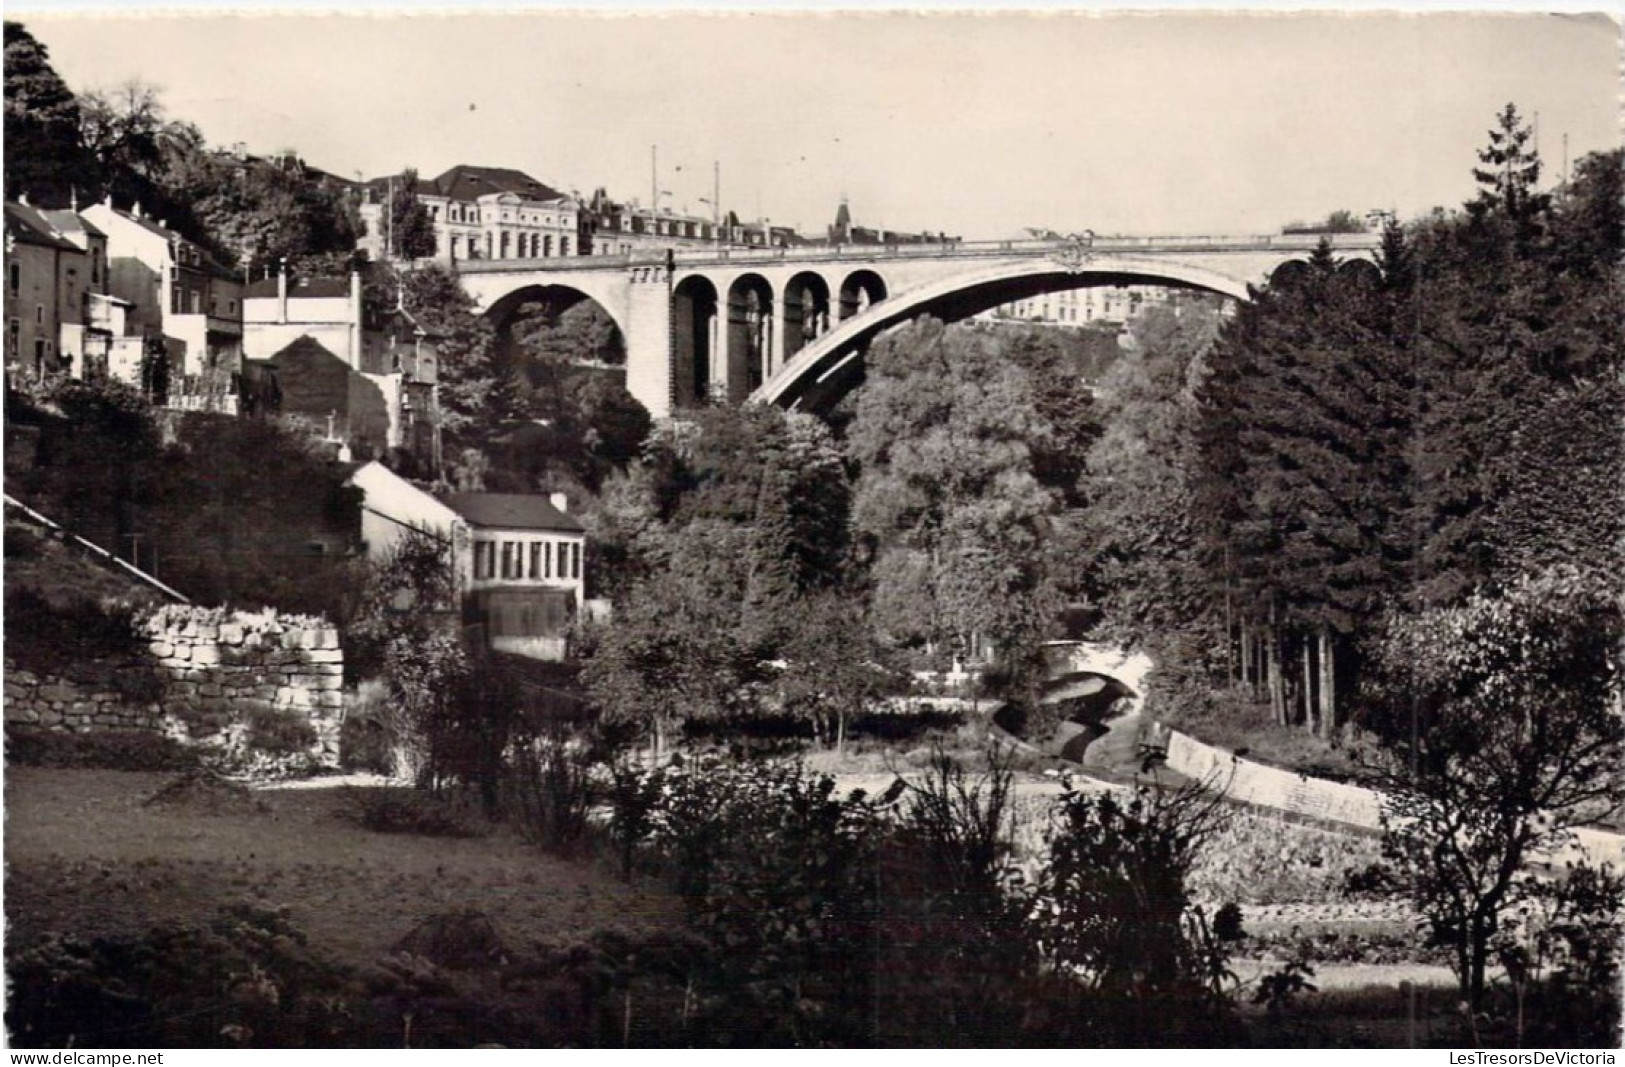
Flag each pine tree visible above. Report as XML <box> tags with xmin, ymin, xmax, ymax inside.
<box><xmin>1470</xmin><ymin>103</ymin><xmax>1549</xmax><ymax>227</ymax></box>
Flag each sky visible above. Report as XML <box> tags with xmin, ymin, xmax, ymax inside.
<box><xmin>12</xmin><ymin>7</ymin><xmax>1622</xmax><ymax>239</ymax></box>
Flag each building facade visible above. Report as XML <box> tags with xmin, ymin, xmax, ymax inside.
<box><xmin>359</xmin><ymin>165</ymin><xmax>584</xmax><ymax>265</ymax></box>
<box><xmin>80</xmin><ymin>198</ymin><xmax>245</xmax><ymax>389</ymax></box>
<box><xmin>4</xmin><ymin>199</ymin><xmax>87</xmax><ymax>381</ymax></box>
<box><xmin>348</xmin><ymin>462</ymin><xmax>586</xmax><ymax>661</ymax></box>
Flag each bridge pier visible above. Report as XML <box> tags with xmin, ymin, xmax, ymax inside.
<box><xmin>624</xmin><ymin>263</ymin><xmax>675</xmax><ymax>419</ymax></box>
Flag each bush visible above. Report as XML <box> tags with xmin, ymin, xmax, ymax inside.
<box><xmin>5</xmin><ymin>726</ymin><xmax>197</xmax><ymax>772</ymax></box>
<box><xmin>245</xmin><ymin>706</ymin><xmax>318</xmax><ymax>756</ymax></box>
<box><xmin>503</xmin><ymin>731</ymin><xmax>596</xmax><ymax>855</ymax></box>
<box><xmin>5</xmin><ymin>905</ymin><xmax>364</xmax><ymax>1048</ymax></box>
<box><xmin>341</xmin><ymin>786</ymin><xmax>485</xmax><ymax>838</ymax></box>
<box><xmin>338</xmin><ymin>711</ymin><xmax>394</xmax><ymax>776</ymax></box>
<box><xmin>3</xmin><ymin>588</ymin><xmax>166</xmax><ymax>703</ymax></box>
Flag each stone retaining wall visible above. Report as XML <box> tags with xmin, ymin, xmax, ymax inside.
<box><xmin>1163</xmin><ymin>726</ymin><xmax>1625</xmax><ymax>869</ymax></box>
<box><xmin>4</xmin><ymin>604</ymin><xmax>343</xmax><ymax>766</ymax></box>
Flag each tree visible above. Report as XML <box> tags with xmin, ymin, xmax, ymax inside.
<box><xmin>4</xmin><ymin>21</ymin><xmax>87</xmax><ymax>204</ymax></box>
<box><xmin>391</xmin><ymin>263</ymin><xmax>513</xmax><ymax>484</ymax></box>
<box><xmin>344</xmin><ymin>526</ymin><xmax>470</xmax><ymax>787</ymax></box>
<box><xmin>1081</xmin><ymin>301</ymin><xmax>1221</xmax><ymax>649</ymax></box>
<box><xmin>1470</xmin><ymin>103</ymin><xmax>1550</xmax><ymax>234</ymax></box>
<box><xmin>1196</xmin><ymin>242</ymin><xmax>1414</xmax><ymax>732</ymax></box>
<box><xmin>580</xmin><ymin>536</ymin><xmax>774</xmax><ymax>762</ymax></box>
<box><xmin>777</xmin><ymin>589</ymin><xmax>899</xmax><ymax>753</ymax></box>
<box><xmin>1364</xmin><ymin>567</ymin><xmax>1624</xmax><ymax>1013</ymax></box>
<box><xmin>848</xmin><ymin>318</ymin><xmax>1065</xmax><ymax>687</ymax></box>
<box><xmin>77</xmin><ymin>79</ymin><xmax>168</xmax><ymax>189</ymax></box>
<box><xmin>387</xmin><ymin>168</ymin><xmax>437</xmax><ymax>261</ymax></box>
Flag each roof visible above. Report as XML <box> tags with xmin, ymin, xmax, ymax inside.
<box><xmin>5</xmin><ymin>202</ymin><xmax>81</xmax><ymax>252</ymax></box>
<box><xmin>40</xmin><ymin>209</ymin><xmax>105</xmax><ymax>239</ymax></box>
<box><xmin>243</xmin><ymin>276</ymin><xmax>352</xmax><ymax>300</ymax></box>
<box><xmin>87</xmin><ymin>204</ymin><xmax>239</xmax><ymax>279</ymax></box>
<box><xmin>438</xmin><ymin>492</ymin><xmax>584</xmax><ymax>533</ymax></box>
<box><xmin>428</xmin><ymin>165</ymin><xmax>568</xmax><ymax>205</ymax></box>
<box><xmin>264</xmin><ymin>334</ymin><xmax>347</xmax><ymax>366</ymax></box>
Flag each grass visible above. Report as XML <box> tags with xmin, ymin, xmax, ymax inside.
<box><xmin>3</xmin><ymin>767</ymin><xmax>682</xmax><ymax>973</ymax></box>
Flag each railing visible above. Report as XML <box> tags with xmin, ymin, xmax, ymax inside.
<box><xmin>454</xmin><ymin>231</ymin><xmax>1383</xmax><ymax>274</ymax></box>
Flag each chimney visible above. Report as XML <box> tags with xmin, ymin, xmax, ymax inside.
<box><xmin>17</xmin><ymin>192</ymin><xmax>28</xmax><ymax>206</ymax></box>
<box><xmin>133</xmin><ymin>202</ymin><xmax>142</xmax><ymax>218</ymax></box>
<box><xmin>349</xmin><ymin>270</ymin><xmax>362</xmax><ymax>367</ymax></box>
<box><xmin>549</xmin><ymin>492</ymin><xmax>568</xmax><ymax>514</ymax></box>
<box><xmin>277</xmin><ymin>265</ymin><xmax>288</xmax><ymax>324</ymax></box>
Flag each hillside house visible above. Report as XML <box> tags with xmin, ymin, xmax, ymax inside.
<box><xmin>348</xmin><ymin>461</ymin><xmax>586</xmax><ymax>661</ymax></box>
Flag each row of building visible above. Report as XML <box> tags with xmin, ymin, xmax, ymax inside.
<box><xmin>355</xmin><ymin>163</ymin><xmax>958</xmax><ymax>266</ymax></box>
<box><xmin>6</xmin><ymin>194</ymin><xmax>442</xmax><ymax>462</ymax></box>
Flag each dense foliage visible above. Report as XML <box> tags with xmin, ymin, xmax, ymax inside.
<box><xmin>16</xmin><ymin>377</ymin><xmax>362</xmax><ymax>619</ymax></box>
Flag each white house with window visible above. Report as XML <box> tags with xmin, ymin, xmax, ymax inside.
<box><xmin>348</xmin><ymin>461</ymin><xmax>586</xmax><ymax>661</ymax></box>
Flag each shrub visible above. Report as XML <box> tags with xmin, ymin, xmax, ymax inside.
<box><xmin>340</xmin><ymin>786</ymin><xmax>485</xmax><ymax>838</ymax></box>
<box><xmin>245</xmin><ymin>706</ymin><xmax>318</xmax><ymax>756</ymax></box>
<box><xmin>338</xmin><ymin>712</ymin><xmax>394</xmax><ymax>776</ymax></box>
<box><xmin>4</xmin><ymin>726</ymin><xmax>197</xmax><ymax>772</ymax></box>
<box><xmin>5</xmin><ymin>905</ymin><xmax>364</xmax><ymax>1048</ymax></box>
<box><xmin>1033</xmin><ymin>780</ymin><xmax>1246</xmax><ymax>1044</ymax></box>
<box><xmin>504</xmin><ymin>731</ymin><xmax>595</xmax><ymax>855</ymax></box>
<box><xmin>3</xmin><ymin>588</ymin><xmax>165</xmax><ymax>703</ymax></box>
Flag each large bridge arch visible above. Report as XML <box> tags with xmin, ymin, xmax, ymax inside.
<box><xmin>481</xmin><ymin>283</ymin><xmax>628</xmax><ymax>385</ymax></box>
<box><xmin>473</xmin><ymin>276</ymin><xmax>631</xmax><ymax>342</ymax></box>
<box><xmin>752</xmin><ymin>255</ymin><xmax>1259</xmax><ymax>412</ymax></box>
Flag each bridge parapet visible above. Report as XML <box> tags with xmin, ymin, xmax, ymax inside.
<box><xmin>454</xmin><ymin>231</ymin><xmax>1381</xmax><ymax>274</ymax></box>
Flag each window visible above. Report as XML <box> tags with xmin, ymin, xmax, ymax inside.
<box><xmin>8</xmin><ymin>262</ymin><xmax>19</xmax><ymax>296</ymax></box>
<box><xmin>473</xmin><ymin>541</ymin><xmax>495</xmax><ymax>580</ymax></box>
<box><xmin>501</xmin><ymin>540</ymin><xmax>522</xmax><ymax>579</ymax></box>
<box><xmin>543</xmin><ymin>541</ymin><xmax>553</xmax><ymax>579</ymax></box>
<box><xmin>570</xmin><ymin>542</ymin><xmax>581</xmax><ymax>580</ymax></box>
<box><xmin>7</xmin><ymin>319</ymin><xmax>18</xmax><ymax>355</ymax></box>
<box><xmin>36</xmin><ymin>304</ymin><xmax>44</xmax><ymax>324</ymax></box>
<box><xmin>560</xmin><ymin>237</ymin><xmax>570</xmax><ymax>256</ymax></box>
<box><xmin>543</xmin><ymin>235</ymin><xmax>553</xmax><ymax>257</ymax></box>
<box><xmin>529</xmin><ymin>541</ymin><xmax>543</xmax><ymax>579</ymax></box>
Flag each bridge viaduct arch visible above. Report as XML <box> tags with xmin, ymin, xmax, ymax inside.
<box><xmin>455</xmin><ymin>234</ymin><xmax>1377</xmax><ymax>419</ymax></box>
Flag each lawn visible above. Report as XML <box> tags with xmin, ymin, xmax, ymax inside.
<box><xmin>3</xmin><ymin>766</ymin><xmax>682</xmax><ymax>971</ymax></box>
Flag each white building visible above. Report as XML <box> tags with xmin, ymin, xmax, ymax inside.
<box><xmin>348</xmin><ymin>461</ymin><xmax>587</xmax><ymax>661</ymax></box>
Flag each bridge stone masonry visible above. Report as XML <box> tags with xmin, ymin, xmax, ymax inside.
<box><xmin>456</xmin><ymin>231</ymin><xmax>1380</xmax><ymax>420</ymax></box>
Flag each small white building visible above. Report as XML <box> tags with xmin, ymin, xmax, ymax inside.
<box><xmin>348</xmin><ymin>461</ymin><xmax>586</xmax><ymax>661</ymax></box>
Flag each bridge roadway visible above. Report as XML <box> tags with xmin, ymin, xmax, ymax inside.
<box><xmin>456</xmin><ymin>232</ymin><xmax>1381</xmax><ymax>418</ymax></box>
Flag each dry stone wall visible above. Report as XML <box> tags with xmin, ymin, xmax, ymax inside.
<box><xmin>4</xmin><ymin>604</ymin><xmax>343</xmax><ymax>767</ymax></box>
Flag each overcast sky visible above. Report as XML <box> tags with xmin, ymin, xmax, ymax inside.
<box><xmin>14</xmin><ymin>9</ymin><xmax>1622</xmax><ymax>239</ymax></box>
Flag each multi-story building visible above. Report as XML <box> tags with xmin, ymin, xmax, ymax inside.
<box><xmin>991</xmin><ymin>286</ymin><xmax>1159</xmax><ymax>328</ymax></box>
<box><xmin>359</xmin><ymin>165</ymin><xmax>583</xmax><ymax>264</ymax></box>
<box><xmin>80</xmin><ymin>197</ymin><xmax>244</xmax><ymax>388</ymax></box>
<box><xmin>240</xmin><ymin>270</ymin><xmax>442</xmax><ymax>461</ymax></box>
<box><xmin>5</xmin><ymin>198</ymin><xmax>90</xmax><ymax>381</ymax></box>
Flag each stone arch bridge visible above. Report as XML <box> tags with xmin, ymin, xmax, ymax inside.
<box><xmin>457</xmin><ymin>232</ymin><xmax>1379</xmax><ymax>419</ymax></box>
